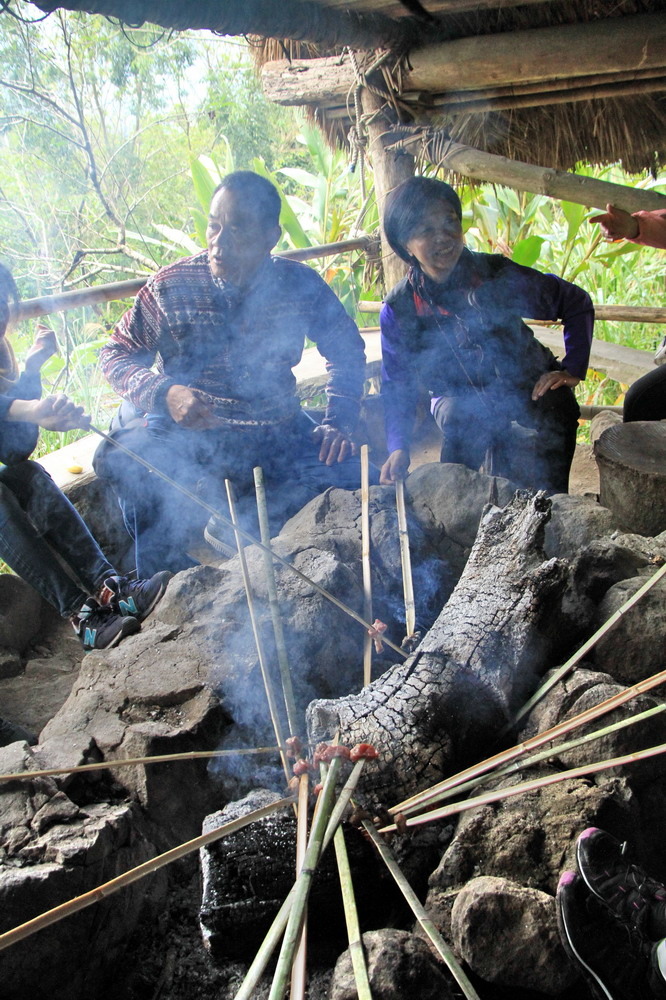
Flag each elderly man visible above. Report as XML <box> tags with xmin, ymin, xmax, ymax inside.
<box><xmin>94</xmin><ymin>171</ymin><xmax>367</xmax><ymax>576</ymax></box>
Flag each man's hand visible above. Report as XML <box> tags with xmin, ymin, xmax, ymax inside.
<box><xmin>590</xmin><ymin>204</ymin><xmax>639</xmax><ymax>242</ymax></box>
<box><xmin>311</xmin><ymin>424</ymin><xmax>355</xmax><ymax>465</ymax></box>
<box><xmin>24</xmin><ymin>325</ymin><xmax>58</xmax><ymax>375</ymax></box>
<box><xmin>380</xmin><ymin>448</ymin><xmax>410</xmax><ymax>485</ymax></box>
<box><xmin>7</xmin><ymin>394</ymin><xmax>90</xmax><ymax>431</ymax></box>
<box><xmin>532</xmin><ymin>370</ymin><xmax>580</xmax><ymax>400</ymax></box>
<box><xmin>166</xmin><ymin>385</ymin><xmax>221</xmax><ymax>430</ymax></box>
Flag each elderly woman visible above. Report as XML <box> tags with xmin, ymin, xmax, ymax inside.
<box><xmin>379</xmin><ymin>177</ymin><xmax>594</xmax><ymax>493</ymax></box>
<box><xmin>0</xmin><ymin>264</ymin><xmax>169</xmax><ymax>657</ymax></box>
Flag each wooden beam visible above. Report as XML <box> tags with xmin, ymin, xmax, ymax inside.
<box><xmin>361</xmin><ymin>89</ymin><xmax>414</xmax><ymax>292</ymax></box>
<box><xmin>359</xmin><ymin>303</ymin><xmax>666</xmax><ymax>325</ymax></box>
<box><xmin>11</xmin><ymin>237</ymin><xmax>371</xmax><ymax>323</ymax></box>
<box><xmin>388</xmin><ymin>136</ymin><xmax>666</xmax><ymax>215</ymax></box>
<box><xmin>407</xmin><ymin>12</ymin><xmax>666</xmax><ymax>93</ymax></box>
<box><xmin>262</xmin><ymin>13</ymin><xmax>666</xmax><ymax>106</ymax></box>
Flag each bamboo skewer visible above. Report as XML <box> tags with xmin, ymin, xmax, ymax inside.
<box><xmin>361</xmin><ymin>445</ymin><xmax>373</xmax><ymax>687</ymax></box>
<box><xmin>361</xmin><ymin>818</ymin><xmax>481</xmax><ymax>1000</ymax></box>
<box><xmin>226</xmin><ymin>480</ymin><xmax>290</xmax><ymax>785</ymax></box>
<box><xmin>382</xmin><ymin>740</ymin><xmax>666</xmax><ymax>834</ymax></box>
<box><xmin>333</xmin><ymin>826</ymin><xmax>372</xmax><ymax>999</ymax></box>
<box><xmin>291</xmin><ymin>772</ymin><xmax>310</xmax><ymax>1000</ymax></box>
<box><xmin>0</xmin><ymin>795</ymin><xmax>295</xmax><ymax>952</ymax></box>
<box><xmin>391</xmin><ymin>664</ymin><xmax>666</xmax><ymax>816</ymax></box>
<box><xmin>395</xmin><ymin>478</ymin><xmax>416</xmax><ymax>639</ymax></box>
<box><xmin>234</xmin><ymin>756</ymin><xmax>370</xmax><ymax>1000</ymax></box>
<box><xmin>0</xmin><ymin>745</ymin><xmax>282</xmax><ymax>783</ymax></box>
<box><xmin>504</xmin><ymin>562</ymin><xmax>666</xmax><ymax>734</ymax></box>
<box><xmin>269</xmin><ymin>756</ymin><xmax>344</xmax><ymax>1000</ymax></box>
<box><xmin>253</xmin><ymin>466</ymin><xmax>300</xmax><ymax>738</ymax></box>
<box><xmin>417</xmin><ymin>703</ymin><xmax>666</xmax><ymax>808</ymax></box>
<box><xmin>89</xmin><ymin>425</ymin><xmax>407</xmax><ymax>659</ymax></box>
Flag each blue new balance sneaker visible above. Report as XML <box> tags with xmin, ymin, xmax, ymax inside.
<box><xmin>103</xmin><ymin>571</ymin><xmax>172</xmax><ymax>621</ymax></box>
<box><xmin>72</xmin><ymin>598</ymin><xmax>140</xmax><ymax>652</ymax></box>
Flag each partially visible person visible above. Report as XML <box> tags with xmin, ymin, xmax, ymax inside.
<box><xmin>557</xmin><ymin>827</ymin><xmax>666</xmax><ymax>1000</ymax></box>
<box><xmin>0</xmin><ymin>264</ymin><xmax>170</xmax><ymax>654</ymax></box>
<box><xmin>94</xmin><ymin>171</ymin><xmax>368</xmax><ymax>577</ymax></box>
<box><xmin>379</xmin><ymin>176</ymin><xmax>593</xmax><ymax>493</ymax></box>
<box><xmin>590</xmin><ymin>203</ymin><xmax>666</xmax><ymax>250</ymax></box>
<box><xmin>591</xmin><ymin>205</ymin><xmax>666</xmax><ymax>423</ymax></box>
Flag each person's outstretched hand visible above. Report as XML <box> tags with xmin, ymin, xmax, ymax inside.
<box><xmin>311</xmin><ymin>424</ymin><xmax>355</xmax><ymax>465</ymax></box>
<box><xmin>380</xmin><ymin>448</ymin><xmax>410</xmax><ymax>485</ymax></box>
<box><xmin>590</xmin><ymin>204</ymin><xmax>639</xmax><ymax>242</ymax></box>
<box><xmin>7</xmin><ymin>393</ymin><xmax>90</xmax><ymax>431</ymax></box>
<box><xmin>24</xmin><ymin>325</ymin><xmax>58</xmax><ymax>375</ymax></box>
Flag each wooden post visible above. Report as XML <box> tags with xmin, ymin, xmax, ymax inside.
<box><xmin>361</xmin><ymin>87</ymin><xmax>414</xmax><ymax>292</ymax></box>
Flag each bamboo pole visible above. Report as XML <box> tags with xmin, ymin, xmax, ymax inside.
<box><xmin>291</xmin><ymin>772</ymin><xmax>310</xmax><ymax>1000</ymax></box>
<box><xmin>11</xmin><ymin>238</ymin><xmax>371</xmax><ymax>323</ymax></box>
<box><xmin>0</xmin><ymin>745</ymin><xmax>281</xmax><ymax>783</ymax></box>
<box><xmin>269</xmin><ymin>757</ymin><xmax>344</xmax><ymax>1000</ymax></box>
<box><xmin>391</xmin><ymin>664</ymin><xmax>666</xmax><ymax>816</ymax></box>
<box><xmin>381</xmin><ymin>740</ymin><xmax>666</xmax><ymax>834</ymax></box>
<box><xmin>361</xmin><ymin>445</ymin><xmax>373</xmax><ymax>687</ymax></box>
<box><xmin>234</xmin><ymin>757</ymin><xmax>369</xmax><ymax>1000</ymax></box>
<box><xmin>406</xmin><ymin>703</ymin><xmax>666</xmax><ymax>811</ymax></box>
<box><xmin>395</xmin><ymin>479</ymin><xmax>416</xmax><ymax>639</ymax></box>
<box><xmin>225</xmin><ymin>480</ymin><xmax>290</xmax><ymax>785</ymax></box>
<box><xmin>358</xmin><ymin>302</ymin><xmax>666</xmax><ymax>324</ymax></box>
<box><xmin>333</xmin><ymin>826</ymin><xmax>372</xmax><ymax>1000</ymax></box>
<box><xmin>505</xmin><ymin>562</ymin><xmax>666</xmax><ymax>733</ymax></box>
<box><xmin>361</xmin><ymin>819</ymin><xmax>481</xmax><ymax>1000</ymax></box>
<box><xmin>253</xmin><ymin>466</ymin><xmax>299</xmax><ymax>738</ymax></box>
<box><xmin>89</xmin><ymin>426</ymin><xmax>407</xmax><ymax>660</ymax></box>
<box><xmin>0</xmin><ymin>794</ymin><xmax>295</xmax><ymax>952</ymax></box>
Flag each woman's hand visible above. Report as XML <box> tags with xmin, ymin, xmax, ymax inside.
<box><xmin>532</xmin><ymin>370</ymin><xmax>580</xmax><ymax>400</ymax></box>
<box><xmin>7</xmin><ymin>394</ymin><xmax>90</xmax><ymax>431</ymax></box>
<box><xmin>380</xmin><ymin>448</ymin><xmax>410</xmax><ymax>485</ymax></box>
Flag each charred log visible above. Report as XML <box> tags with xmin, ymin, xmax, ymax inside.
<box><xmin>307</xmin><ymin>491</ymin><xmax>568</xmax><ymax>808</ymax></box>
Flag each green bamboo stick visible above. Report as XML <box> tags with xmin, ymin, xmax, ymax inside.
<box><xmin>234</xmin><ymin>756</ymin><xmax>370</xmax><ymax>1000</ymax></box>
<box><xmin>504</xmin><ymin>561</ymin><xmax>666</xmax><ymax>733</ymax></box>
<box><xmin>253</xmin><ymin>466</ymin><xmax>300</xmax><ymax>738</ymax></box>
<box><xmin>361</xmin><ymin>818</ymin><xmax>481</xmax><ymax>1000</ymax></box>
<box><xmin>391</xmin><ymin>664</ymin><xmax>666</xmax><ymax>816</ymax></box>
<box><xmin>334</xmin><ymin>826</ymin><xmax>372</xmax><ymax>999</ymax></box>
<box><xmin>269</xmin><ymin>757</ymin><xmax>344</xmax><ymax>1000</ymax></box>
<box><xmin>0</xmin><ymin>795</ymin><xmax>295</xmax><ymax>952</ymax></box>
<box><xmin>382</xmin><ymin>739</ymin><xmax>666</xmax><ymax>833</ymax></box>
<box><xmin>402</xmin><ymin>702</ymin><xmax>666</xmax><ymax>813</ymax></box>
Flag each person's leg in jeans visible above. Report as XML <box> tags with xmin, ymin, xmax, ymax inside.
<box><xmin>0</xmin><ymin>461</ymin><xmax>112</xmax><ymax>617</ymax></box>
<box><xmin>529</xmin><ymin>384</ymin><xmax>579</xmax><ymax>494</ymax></box>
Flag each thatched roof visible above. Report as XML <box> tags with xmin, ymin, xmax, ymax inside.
<box><xmin>26</xmin><ymin>0</ymin><xmax>666</xmax><ymax>173</ymax></box>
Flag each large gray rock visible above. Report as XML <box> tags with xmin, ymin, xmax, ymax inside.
<box><xmin>0</xmin><ymin>742</ymin><xmax>166</xmax><ymax>1000</ymax></box>
<box><xmin>593</xmin><ymin>574</ymin><xmax>666</xmax><ymax>685</ymax></box>
<box><xmin>544</xmin><ymin>493</ymin><xmax>620</xmax><ymax>562</ymax></box>
<box><xmin>329</xmin><ymin>928</ymin><xmax>457</xmax><ymax>1000</ymax></box>
<box><xmin>450</xmin><ymin>876</ymin><xmax>576</xmax><ymax>994</ymax></box>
